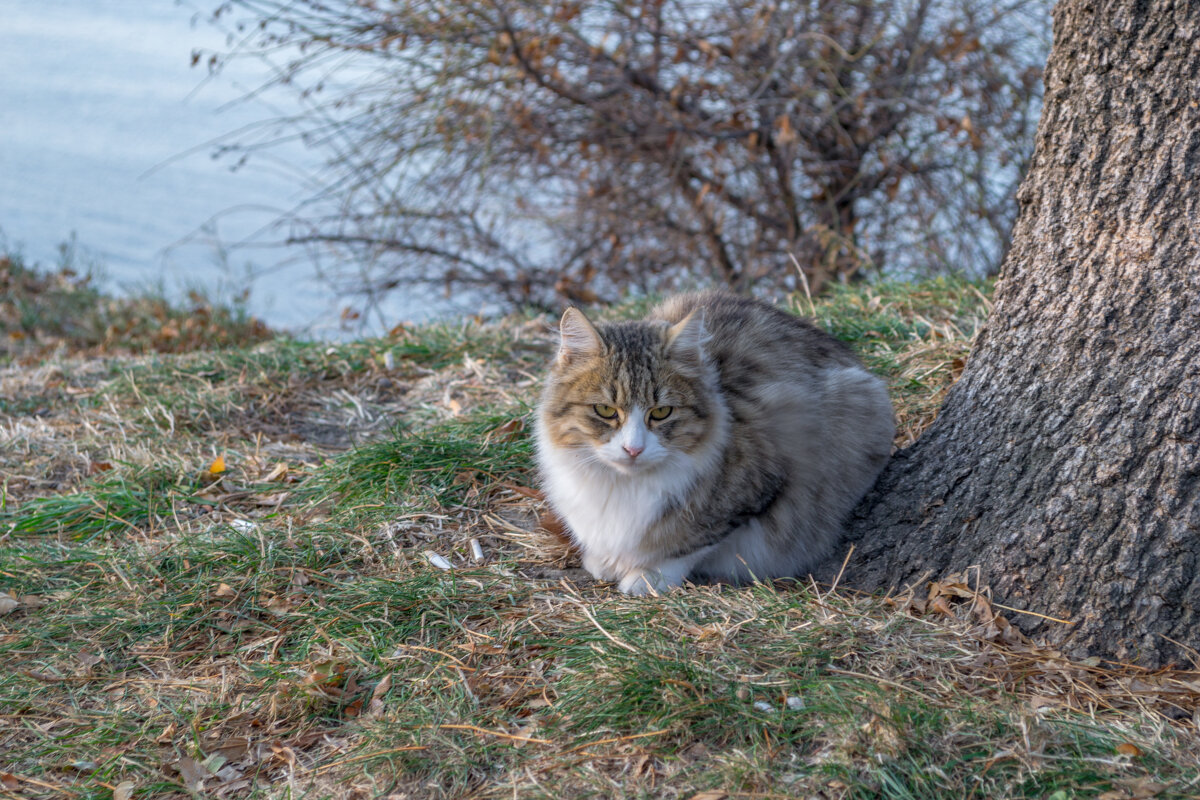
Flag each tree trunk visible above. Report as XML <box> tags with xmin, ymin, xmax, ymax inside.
<box><xmin>838</xmin><ymin>0</ymin><xmax>1200</xmax><ymax>668</ymax></box>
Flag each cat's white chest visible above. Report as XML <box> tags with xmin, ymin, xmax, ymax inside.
<box><xmin>536</xmin><ymin>432</ymin><xmax>694</xmax><ymax>578</ymax></box>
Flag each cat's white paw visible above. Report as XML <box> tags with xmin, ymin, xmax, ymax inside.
<box><xmin>582</xmin><ymin>551</ymin><xmax>619</xmax><ymax>582</ymax></box>
<box><xmin>617</xmin><ymin>568</ymin><xmax>675</xmax><ymax>596</ymax></box>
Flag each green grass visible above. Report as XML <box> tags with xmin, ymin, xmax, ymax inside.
<box><xmin>2</xmin><ymin>277</ymin><xmax>1198</xmax><ymax>799</ymax></box>
<box><xmin>387</xmin><ymin>313</ymin><xmax>549</xmax><ymax>370</ymax></box>
<box><xmin>312</xmin><ymin>411</ymin><xmax>534</xmax><ymax>510</ymax></box>
<box><xmin>3</xmin><ymin>467</ymin><xmax>193</xmax><ymax>539</ymax></box>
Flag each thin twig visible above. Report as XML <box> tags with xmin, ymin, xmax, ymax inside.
<box><xmin>389</xmin><ymin>644</ymin><xmax>474</xmax><ymax>669</ymax></box>
<box><xmin>989</xmin><ymin>602</ymin><xmax>1074</xmax><ymax>626</ymax></box>
<box><xmin>827</xmin><ymin>668</ymin><xmax>940</xmax><ymax>704</ymax></box>
<box><xmin>307</xmin><ymin>746</ymin><xmax>428</xmax><ymax>776</ymax></box>
<box><xmin>436</xmin><ymin>724</ymin><xmax>552</xmax><ymax>745</ymax></box>
<box><xmin>562</xmin><ymin>728</ymin><xmax>671</xmax><ymax>755</ymax></box>
<box><xmin>788</xmin><ymin>252</ymin><xmax>815</xmax><ymax>316</ymax></box>
<box><xmin>827</xmin><ymin>543</ymin><xmax>854</xmax><ymax>597</ymax></box>
<box><xmin>560</xmin><ymin>596</ymin><xmax>640</xmax><ymax>653</ymax></box>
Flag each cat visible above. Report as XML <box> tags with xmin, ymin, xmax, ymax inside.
<box><xmin>535</xmin><ymin>291</ymin><xmax>894</xmax><ymax>595</ymax></box>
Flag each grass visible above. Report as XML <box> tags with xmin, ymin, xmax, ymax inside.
<box><xmin>2</xmin><ymin>270</ymin><xmax>1199</xmax><ymax>799</ymax></box>
<box><xmin>0</xmin><ymin>247</ymin><xmax>272</xmax><ymax>363</ymax></box>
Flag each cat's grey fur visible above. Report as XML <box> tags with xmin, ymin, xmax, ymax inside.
<box><xmin>535</xmin><ymin>291</ymin><xmax>894</xmax><ymax>595</ymax></box>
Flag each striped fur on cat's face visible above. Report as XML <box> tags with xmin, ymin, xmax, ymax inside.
<box><xmin>540</xmin><ymin>308</ymin><xmax>720</xmax><ymax>475</ymax></box>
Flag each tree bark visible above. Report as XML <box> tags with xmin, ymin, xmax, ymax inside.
<box><xmin>838</xmin><ymin>0</ymin><xmax>1200</xmax><ymax>668</ymax></box>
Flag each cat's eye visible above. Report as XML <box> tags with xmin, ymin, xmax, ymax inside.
<box><xmin>648</xmin><ymin>406</ymin><xmax>673</xmax><ymax>421</ymax></box>
<box><xmin>593</xmin><ymin>404</ymin><xmax>619</xmax><ymax>419</ymax></box>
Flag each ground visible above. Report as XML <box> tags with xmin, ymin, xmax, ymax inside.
<box><xmin>1</xmin><ymin>262</ymin><xmax>1198</xmax><ymax>799</ymax></box>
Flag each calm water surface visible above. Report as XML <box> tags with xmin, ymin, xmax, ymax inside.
<box><xmin>0</xmin><ymin>1</ymin><xmax>433</xmax><ymax>334</ymax></box>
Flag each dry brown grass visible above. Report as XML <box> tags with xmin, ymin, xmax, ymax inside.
<box><xmin>3</xmin><ymin>280</ymin><xmax>1198</xmax><ymax>799</ymax></box>
<box><xmin>1</xmin><ymin>253</ymin><xmax>272</xmax><ymax>363</ymax></box>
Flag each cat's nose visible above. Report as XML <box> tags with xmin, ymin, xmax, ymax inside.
<box><xmin>623</xmin><ymin>443</ymin><xmax>644</xmax><ymax>459</ymax></box>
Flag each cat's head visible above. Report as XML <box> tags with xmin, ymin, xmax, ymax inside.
<box><xmin>539</xmin><ymin>306</ymin><xmax>721</xmax><ymax>475</ymax></box>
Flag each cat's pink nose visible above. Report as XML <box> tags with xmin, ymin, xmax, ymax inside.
<box><xmin>623</xmin><ymin>443</ymin><xmax>644</xmax><ymax>459</ymax></box>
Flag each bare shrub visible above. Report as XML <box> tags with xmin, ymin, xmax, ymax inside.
<box><xmin>206</xmin><ymin>0</ymin><xmax>1047</xmax><ymax>308</ymax></box>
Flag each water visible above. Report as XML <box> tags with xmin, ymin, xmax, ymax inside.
<box><xmin>0</xmin><ymin>1</ymin><xmax>433</xmax><ymax>335</ymax></box>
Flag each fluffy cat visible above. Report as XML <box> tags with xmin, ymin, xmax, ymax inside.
<box><xmin>535</xmin><ymin>291</ymin><xmax>894</xmax><ymax>595</ymax></box>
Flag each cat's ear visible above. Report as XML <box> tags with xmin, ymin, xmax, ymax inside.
<box><xmin>667</xmin><ymin>309</ymin><xmax>707</xmax><ymax>369</ymax></box>
<box><xmin>557</xmin><ymin>307</ymin><xmax>603</xmax><ymax>365</ymax></box>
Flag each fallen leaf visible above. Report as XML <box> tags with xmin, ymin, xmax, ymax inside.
<box><xmin>0</xmin><ymin>593</ymin><xmax>19</xmax><ymax>616</ymax></box>
<box><xmin>113</xmin><ymin>780</ymin><xmax>136</xmax><ymax>800</ymax></box>
<box><xmin>452</xmin><ymin>469</ymin><xmax>479</xmax><ymax>487</ymax></box>
<box><xmin>510</xmin><ymin>722</ymin><xmax>541</xmax><ymax>749</ymax></box>
<box><xmin>1115</xmin><ymin>742</ymin><xmax>1142</xmax><ymax>757</ymax></box>
<box><xmin>1029</xmin><ymin>695</ymin><xmax>1058</xmax><ymax>712</ymax></box>
<box><xmin>1113</xmin><ymin>777</ymin><xmax>1168</xmax><ymax>798</ymax></box>
<box><xmin>155</xmin><ymin>722</ymin><xmax>177</xmax><ymax>744</ymax></box>
<box><xmin>251</xmin><ymin>491</ymin><xmax>289</xmax><ymax>506</ymax></box>
<box><xmin>262</xmin><ymin>462</ymin><xmax>289</xmax><ymax>482</ymax></box>
<box><xmin>206</xmin><ymin>736</ymin><xmax>251</xmax><ymax>762</ymax></box>
<box><xmin>968</xmin><ymin>595</ymin><xmax>997</xmax><ymax>624</ymax></box>
<box><xmin>928</xmin><ymin>595</ymin><xmax>954</xmax><ymax>616</ymax></box>
<box><xmin>215</xmin><ymin>778</ymin><xmax>251</xmax><ymax>798</ymax></box>
<box><xmin>371</xmin><ymin>673</ymin><xmax>393</xmax><ymax>703</ymax></box>
<box><xmin>74</xmin><ymin>652</ymin><xmax>103</xmax><ymax>677</ymax></box>
<box><xmin>484</xmin><ymin>417</ymin><xmax>525</xmax><ymax>443</ymax></box>
<box><xmin>263</xmin><ymin>595</ymin><xmax>295</xmax><ymax>616</ymax></box>
<box><xmin>174</xmin><ymin>756</ymin><xmax>210</xmax><ymax>791</ymax></box>
<box><xmin>215</xmin><ymin>583</ymin><xmax>237</xmax><ymax>598</ymax></box>
<box><xmin>214</xmin><ymin>764</ymin><xmax>243</xmax><ymax>783</ymax></box>
<box><xmin>300</xmin><ymin>660</ymin><xmax>349</xmax><ymax>699</ymax></box>
<box><xmin>287</xmin><ymin>730</ymin><xmax>327</xmax><ymax>749</ymax></box>
<box><xmin>927</xmin><ymin>578</ymin><xmax>976</xmax><ymax>600</ymax></box>
<box><xmin>208</xmin><ymin>455</ymin><xmax>227</xmax><ymax>475</ymax></box>
<box><xmin>201</xmin><ymin>753</ymin><xmax>227</xmax><ymax>774</ymax></box>
<box><xmin>689</xmin><ymin>792</ymin><xmax>729</xmax><ymax>800</ymax></box>
<box><xmin>0</xmin><ymin>773</ymin><xmax>20</xmax><ymax>791</ymax></box>
<box><xmin>269</xmin><ymin>743</ymin><xmax>297</xmax><ymax>767</ymax></box>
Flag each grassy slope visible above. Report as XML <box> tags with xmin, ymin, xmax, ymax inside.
<box><xmin>1</xmin><ymin>251</ymin><xmax>271</xmax><ymax>362</ymax></box>
<box><xmin>2</xmin><ymin>278</ymin><xmax>1198</xmax><ymax>799</ymax></box>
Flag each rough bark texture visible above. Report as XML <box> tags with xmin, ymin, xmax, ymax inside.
<box><xmin>837</xmin><ymin>0</ymin><xmax>1200</xmax><ymax>667</ymax></box>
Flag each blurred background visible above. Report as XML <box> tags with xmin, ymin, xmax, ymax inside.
<box><xmin>1</xmin><ymin>0</ymin><xmax>1051</xmax><ymax>338</ymax></box>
